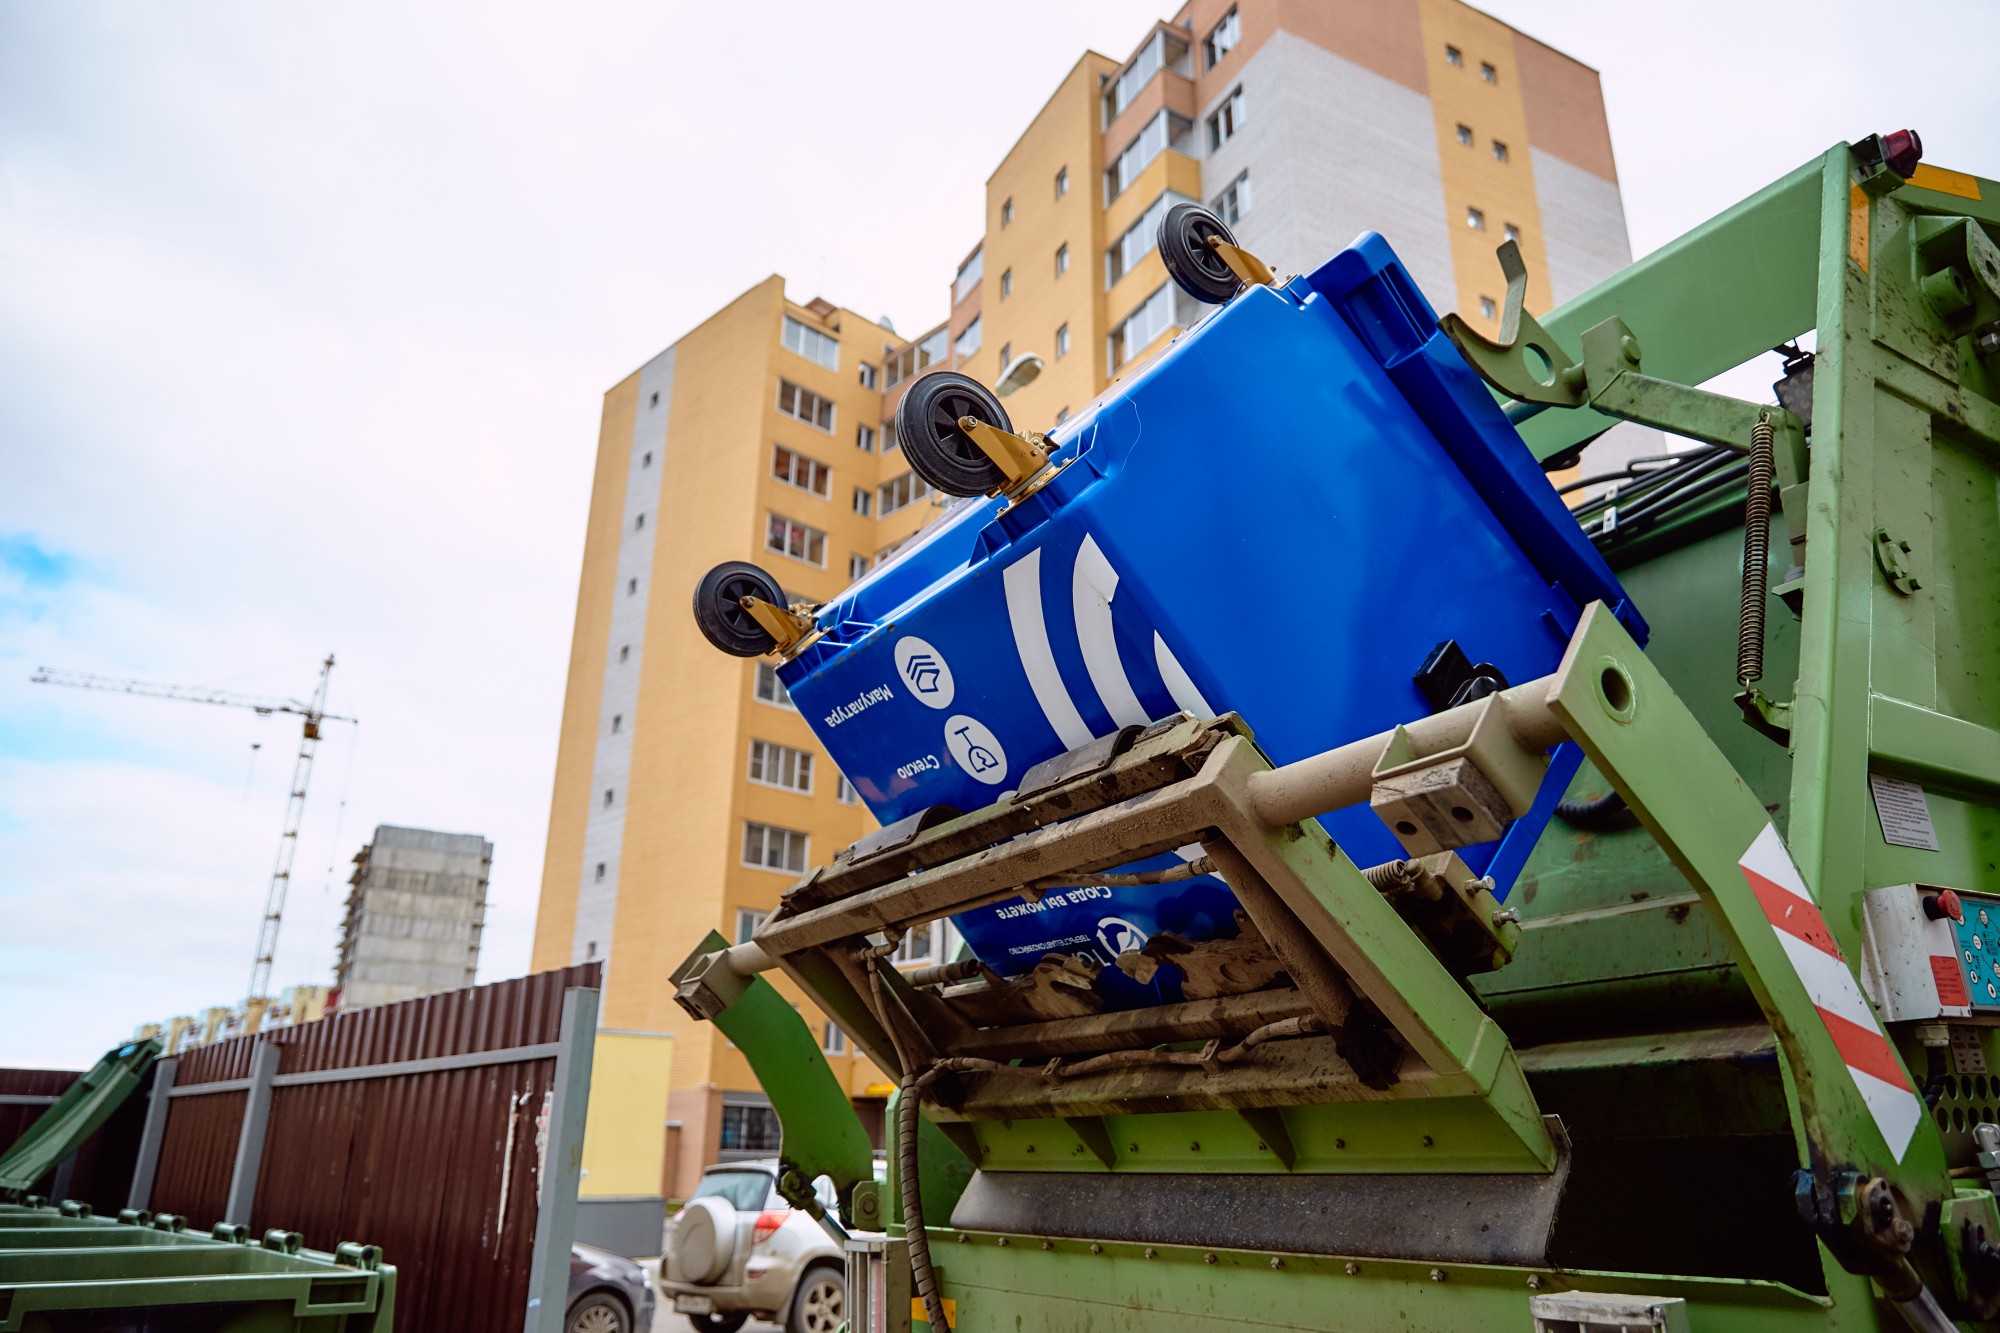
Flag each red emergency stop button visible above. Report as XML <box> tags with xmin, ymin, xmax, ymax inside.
<box><xmin>1925</xmin><ymin>889</ymin><xmax>1964</xmax><ymax>923</ymax></box>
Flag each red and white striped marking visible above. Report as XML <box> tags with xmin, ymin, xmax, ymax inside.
<box><xmin>1739</xmin><ymin>824</ymin><xmax>1922</xmax><ymax>1161</ymax></box>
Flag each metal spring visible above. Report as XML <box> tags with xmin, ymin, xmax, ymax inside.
<box><xmin>1737</xmin><ymin>414</ymin><xmax>1777</xmax><ymax>688</ymax></box>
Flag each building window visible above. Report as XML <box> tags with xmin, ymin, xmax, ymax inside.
<box><xmin>1056</xmin><ymin>323</ymin><xmax>1071</xmax><ymax>358</ymax></box>
<box><xmin>603</xmin><ymin>788</ymin><xmax>615</xmax><ymax>808</ymax></box>
<box><xmin>781</xmin><ymin>315</ymin><xmax>840</xmax><ymax>371</ymax></box>
<box><xmin>611</xmin><ymin>714</ymin><xmax>622</xmax><ymax>733</ymax></box>
<box><xmin>1106</xmin><ymin>109</ymin><xmax>1186</xmax><ymax>202</ymax></box>
<box><xmin>953</xmin><ymin>247</ymin><xmax>983</xmax><ymax>305</ymax></box>
<box><xmin>771</xmin><ymin>444</ymin><xmax>831</xmax><ymax>497</ymax></box>
<box><xmin>642</xmin><ymin>451</ymin><xmax>652</xmax><ymax>467</ymax></box>
<box><xmin>1204</xmin><ymin>7</ymin><xmax>1240</xmax><ymax>68</ymax></box>
<box><xmin>1106</xmin><ymin>29</ymin><xmax>1165</xmax><ymax>121</ymax></box>
<box><xmin>849</xmin><ymin>553</ymin><xmax>867</xmax><ymax>580</ymax></box>
<box><xmin>1207</xmin><ymin>86</ymin><xmax>1245</xmax><ymax>151</ymax></box>
<box><xmin>743</xmin><ymin>821</ymin><xmax>809</xmax><ymax>873</ymax></box>
<box><xmin>765</xmin><ymin>512</ymin><xmax>828</xmax><ymax>567</ymax></box>
<box><xmin>755</xmin><ymin>661</ymin><xmax>795</xmax><ymax>709</ymax></box>
<box><xmin>1504</xmin><ymin>222</ymin><xmax>1521</xmax><ymax>243</ymax></box>
<box><xmin>1212</xmin><ymin>172</ymin><xmax>1252</xmax><ymax>226</ymax></box>
<box><xmin>1055</xmin><ymin>406</ymin><xmax>1071</xmax><ymax>425</ymax></box>
<box><xmin>627</xmin><ymin>577</ymin><xmax>638</xmax><ymax>596</ymax></box>
<box><xmin>1001</xmin><ymin>197</ymin><xmax>1013</xmax><ymax>227</ymax></box>
<box><xmin>1467</xmin><ymin>206</ymin><xmax>1486</xmax><ymax>230</ymax></box>
<box><xmin>777</xmin><ymin>379</ymin><xmax>835</xmax><ymax>432</ymax></box>
<box><xmin>1000</xmin><ymin>268</ymin><xmax>1013</xmax><ymax>299</ymax></box>
<box><xmin>649</xmin><ymin>391</ymin><xmax>659</xmax><ymax>408</ymax></box>
<box><xmin>998</xmin><ymin>342</ymin><xmax>1012</xmax><ymax>368</ymax></box>
<box><xmin>619</xmin><ymin>645</ymin><xmax>630</xmax><ymax>663</ymax></box>
<box><xmin>1105</xmin><ymin>190</ymin><xmax>1188</xmax><ymax>288</ymax></box>
<box><xmin>1492</xmin><ymin>139</ymin><xmax>1509</xmax><ymax>162</ymax></box>
<box><xmin>822</xmin><ymin>1021</ymin><xmax>848</xmax><ymax>1056</ymax></box>
<box><xmin>1055</xmin><ymin>166</ymin><xmax>1068</xmax><ymax>198</ymax></box>
<box><xmin>634</xmin><ymin>512</ymin><xmax>645</xmax><ymax>530</ymax></box>
<box><xmin>895</xmin><ymin>920</ymin><xmax>954</xmax><ymax>965</ymax></box>
<box><xmin>1109</xmin><ymin>284</ymin><xmax>1174</xmax><ymax>370</ymax></box>
<box><xmin>1445</xmin><ymin>44</ymin><xmax>1462</xmax><ymax>66</ymax></box>
<box><xmin>878</xmin><ymin>469</ymin><xmax>933</xmax><ymax>516</ymax></box>
<box><xmin>719</xmin><ymin>1102</ymin><xmax>781</xmax><ymax>1152</ymax></box>
<box><xmin>735</xmin><ymin>909</ymin><xmax>768</xmax><ymax>945</ymax></box>
<box><xmin>1480</xmin><ymin>60</ymin><xmax>1497</xmax><ymax>83</ymax></box>
<box><xmin>749</xmin><ymin>738</ymin><xmax>815</xmax><ymax>794</ymax></box>
<box><xmin>954</xmin><ymin>316</ymin><xmax>982</xmax><ymax>360</ymax></box>
<box><xmin>883</xmin><ymin>340</ymin><xmax>932</xmax><ymax>389</ymax></box>
<box><xmin>1055</xmin><ymin>244</ymin><xmax>1069</xmax><ymax>277</ymax></box>
<box><xmin>1455</xmin><ymin>123</ymin><xmax>1473</xmax><ymax>147</ymax></box>
<box><xmin>856</xmin><ymin>423</ymin><xmax>876</xmax><ymax>453</ymax></box>
<box><xmin>858</xmin><ymin>361</ymin><xmax>879</xmax><ymax>390</ymax></box>
<box><xmin>1480</xmin><ymin>296</ymin><xmax>1498</xmax><ymax>320</ymax></box>
<box><xmin>837</xmin><ymin>773</ymin><xmax>859</xmax><ymax>805</ymax></box>
<box><xmin>875</xmin><ymin>537</ymin><xmax>908</xmax><ymax>567</ymax></box>
<box><xmin>882</xmin><ymin>421</ymin><xmax>899</xmax><ymax>453</ymax></box>
<box><xmin>852</xmin><ymin>485</ymin><xmax>872</xmax><ymax>516</ymax></box>
<box><xmin>594</xmin><ymin>862</ymin><xmax>606</xmax><ymax>882</ymax></box>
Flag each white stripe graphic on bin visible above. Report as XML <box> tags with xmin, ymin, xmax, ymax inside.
<box><xmin>1004</xmin><ymin>548</ymin><xmax>1094</xmax><ymax>750</ymax></box>
<box><xmin>1154</xmin><ymin>635</ymin><xmax>1216</xmax><ymax>719</ymax></box>
<box><xmin>1074</xmin><ymin>535</ymin><xmax>1150</xmax><ymax>729</ymax></box>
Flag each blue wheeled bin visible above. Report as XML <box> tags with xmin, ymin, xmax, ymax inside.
<box><xmin>770</xmin><ymin>232</ymin><xmax>1643</xmax><ymax>1004</ymax></box>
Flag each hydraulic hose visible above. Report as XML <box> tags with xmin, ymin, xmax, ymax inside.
<box><xmin>1737</xmin><ymin>413</ymin><xmax>1777</xmax><ymax>689</ymax></box>
<box><xmin>866</xmin><ymin>954</ymin><xmax>950</xmax><ymax>1333</ymax></box>
<box><xmin>1554</xmin><ymin>789</ymin><xmax>1632</xmax><ymax>831</ymax></box>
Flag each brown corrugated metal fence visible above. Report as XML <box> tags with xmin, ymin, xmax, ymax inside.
<box><xmin>147</xmin><ymin>963</ymin><xmax>601</xmax><ymax>1333</ymax></box>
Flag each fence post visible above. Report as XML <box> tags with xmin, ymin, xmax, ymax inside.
<box><xmin>224</xmin><ymin>1042</ymin><xmax>280</xmax><ymax>1227</ymax></box>
<box><xmin>524</xmin><ymin>986</ymin><xmax>599</xmax><ymax>1333</ymax></box>
<box><xmin>127</xmin><ymin>1055</ymin><xmax>179</xmax><ymax>1211</ymax></box>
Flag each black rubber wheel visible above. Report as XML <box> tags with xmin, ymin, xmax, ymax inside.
<box><xmin>692</xmin><ymin>561</ymin><xmax>787</xmax><ymax>657</ymax></box>
<box><xmin>894</xmin><ymin>370</ymin><xmax>1013</xmax><ymax>497</ymax></box>
<box><xmin>565</xmin><ymin>1290</ymin><xmax>631</xmax><ymax>1333</ymax></box>
<box><xmin>1157</xmin><ymin>202</ymin><xmax>1243</xmax><ymax>304</ymax></box>
<box><xmin>785</xmin><ymin>1264</ymin><xmax>846</xmax><ymax>1333</ymax></box>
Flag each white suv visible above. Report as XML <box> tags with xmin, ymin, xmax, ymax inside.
<box><xmin>660</xmin><ymin>1159</ymin><xmax>855</xmax><ymax>1333</ymax></box>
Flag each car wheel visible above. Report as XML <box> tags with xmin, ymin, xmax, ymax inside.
<box><xmin>787</xmin><ymin>1264</ymin><xmax>846</xmax><ymax>1333</ymax></box>
<box><xmin>686</xmin><ymin>1314</ymin><xmax>747</xmax><ymax>1333</ymax></box>
<box><xmin>565</xmin><ymin>1291</ymin><xmax>631</xmax><ymax>1333</ymax></box>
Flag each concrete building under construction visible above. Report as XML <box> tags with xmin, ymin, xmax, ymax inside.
<box><xmin>335</xmin><ymin>825</ymin><xmax>491</xmax><ymax>1010</ymax></box>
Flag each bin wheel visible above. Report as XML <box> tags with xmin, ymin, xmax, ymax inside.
<box><xmin>692</xmin><ymin>560</ymin><xmax>787</xmax><ymax>657</ymax></box>
<box><xmin>1157</xmin><ymin>202</ymin><xmax>1243</xmax><ymax>304</ymax></box>
<box><xmin>895</xmin><ymin>370</ymin><xmax>1013</xmax><ymax>497</ymax></box>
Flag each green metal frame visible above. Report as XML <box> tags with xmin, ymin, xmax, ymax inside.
<box><xmin>0</xmin><ymin>1203</ymin><xmax>395</xmax><ymax>1333</ymax></box>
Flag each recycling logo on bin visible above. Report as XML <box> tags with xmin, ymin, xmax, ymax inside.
<box><xmin>895</xmin><ymin>636</ymin><xmax>955</xmax><ymax>709</ymax></box>
<box><xmin>944</xmin><ymin>714</ymin><xmax>1007</xmax><ymax>784</ymax></box>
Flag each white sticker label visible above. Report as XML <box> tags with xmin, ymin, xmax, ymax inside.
<box><xmin>944</xmin><ymin>714</ymin><xmax>1008</xmax><ymax>784</ymax></box>
<box><xmin>895</xmin><ymin>637</ymin><xmax>955</xmax><ymax>710</ymax></box>
<box><xmin>1870</xmin><ymin>773</ymin><xmax>1940</xmax><ymax>851</ymax></box>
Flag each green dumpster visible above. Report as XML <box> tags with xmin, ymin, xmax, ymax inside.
<box><xmin>0</xmin><ymin>1042</ymin><xmax>395</xmax><ymax>1332</ymax></box>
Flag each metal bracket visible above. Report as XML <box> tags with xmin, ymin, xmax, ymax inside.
<box><xmin>741</xmin><ymin>596</ymin><xmax>821</xmax><ymax>657</ymax></box>
<box><xmin>1205</xmin><ymin>235</ymin><xmax>1277</xmax><ymax>288</ymax></box>
<box><xmin>1733</xmin><ymin>687</ymin><xmax>1794</xmax><ymax>747</ymax></box>
<box><xmin>1442</xmin><ymin>242</ymin><xmax>1808</xmax><ymax>459</ymax></box>
<box><xmin>957</xmin><ymin>417</ymin><xmax>1054</xmax><ymax>492</ymax></box>
<box><xmin>1875</xmin><ymin>527</ymin><xmax>1923</xmax><ymax>595</ymax></box>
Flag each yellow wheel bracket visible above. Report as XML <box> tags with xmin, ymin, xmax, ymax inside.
<box><xmin>957</xmin><ymin>416</ymin><xmax>1054</xmax><ymax>493</ymax></box>
<box><xmin>740</xmin><ymin>596</ymin><xmax>820</xmax><ymax>657</ymax></box>
<box><xmin>1205</xmin><ymin>235</ymin><xmax>1277</xmax><ymax>288</ymax></box>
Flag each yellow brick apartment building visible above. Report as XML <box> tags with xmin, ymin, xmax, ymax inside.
<box><xmin>531</xmin><ymin>0</ymin><xmax>1635</xmax><ymax>1202</ymax></box>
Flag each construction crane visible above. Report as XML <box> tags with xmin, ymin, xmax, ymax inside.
<box><xmin>31</xmin><ymin>655</ymin><xmax>357</xmax><ymax>1003</ymax></box>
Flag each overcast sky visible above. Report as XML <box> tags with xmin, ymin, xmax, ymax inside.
<box><xmin>5</xmin><ymin>1</ymin><xmax>1996</xmax><ymax>1069</ymax></box>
